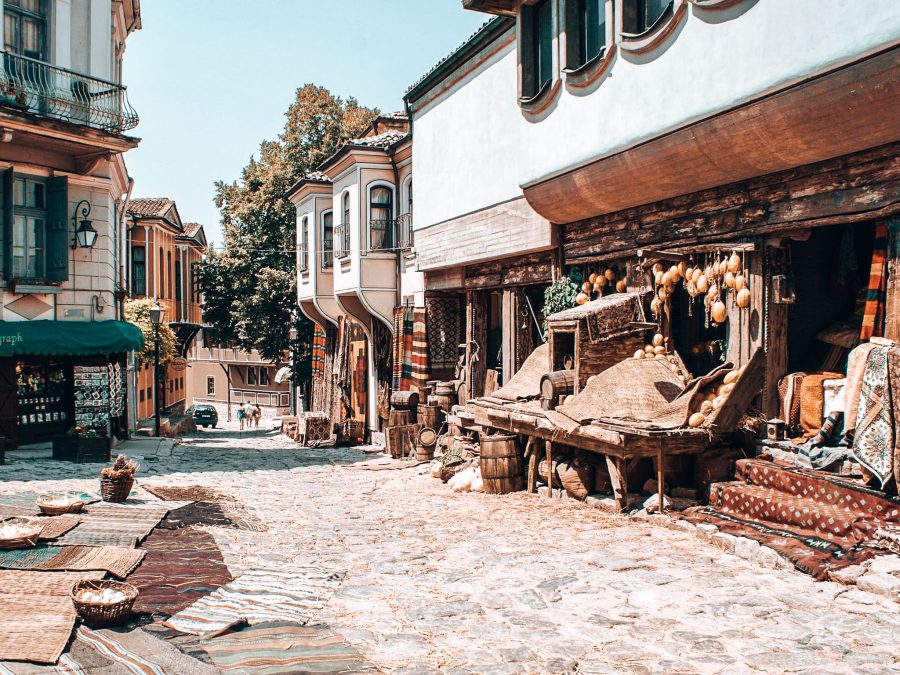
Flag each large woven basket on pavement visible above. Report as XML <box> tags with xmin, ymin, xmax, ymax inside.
<box><xmin>71</xmin><ymin>579</ymin><xmax>138</xmax><ymax>627</ymax></box>
<box><xmin>100</xmin><ymin>477</ymin><xmax>134</xmax><ymax>503</ymax></box>
<box><xmin>37</xmin><ymin>495</ymin><xmax>85</xmax><ymax>516</ymax></box>
<box><xmin>0</xmin><ymin>522</ymin><xmax>42</xmax><ymax>550</ymax></box>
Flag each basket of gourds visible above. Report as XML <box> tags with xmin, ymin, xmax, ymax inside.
<box><xmin>71</xmin><ymin>579</ymin><xmax>138</xmax><ymax>627</ymax></box>
<box><xmin>0</xmin><ymin>520</ymin><xmax>42</xmax><ymax>550</ymax></box>
<box><xmin>100</xmin><ymin>455</ymin><xmax>139</xmax><ymax>503</ymax></box>
<box><xmin>36</xmin><ymin>494</ymin><xmax>85</xmax><ymax>516</ymax></box>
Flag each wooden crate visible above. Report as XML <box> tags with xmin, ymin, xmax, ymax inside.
<box><xmin>296</xmin><ymin>412</ymin><xmax>331</xmax><ymax>445</ymax></box>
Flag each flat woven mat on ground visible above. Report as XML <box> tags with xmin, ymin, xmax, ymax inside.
<box><xmin>143</xmin><ymin>485</ymin><xmax>260</xmax><ymax>531</ymax></box>
<box><xmin>0</xmin><ymin>493</ymin><xmax>99</xmax><ymax>519</ymax></box>
<box><xmin>129</xmin><ymin>524</ymin><xmax>233</xmax><ymax>618</ymax></box>
<box><xmin>1</xmin><ymin>516</ymin><xmax>80</xmax><ymax>542</ymax></box>
<box><xmin>0</xmin><ymin>545</ymin><xmax>145</xmax><ymax>579</ymax></box>
<box><xmin>200</xmin><ymin>621</ymin><xmax>376</xmax><ymax>674</ymax></box>
<box><xmin>0</xmin><ymin>571</ymin><xmax>104</xmax><ymax>665</ymax></box>
<box><xmin>165</xmin><ymin>568</ymin><xmax>347</xmax><ymax>635</ymax></box>
<box><xmin>51</xmin><ymin>499</ymin><xmax>188</xmax><ymax>549</ymax></box>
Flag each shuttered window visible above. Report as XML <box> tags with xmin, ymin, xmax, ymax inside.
<box><xmin>2</xmin><ymin>171</ymin><xmax>67</xmax><ymax>282</ymax></box>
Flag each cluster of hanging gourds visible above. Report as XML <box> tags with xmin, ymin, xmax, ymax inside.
<box><xmin>574</xmin><ymin>267</ymin><xmax>628</xmax><ymax>305</ymax></box>
<box><xmin>649</xmin><ymin>251</ymin><xmax>751</xmax><ymax>325</ymax></box>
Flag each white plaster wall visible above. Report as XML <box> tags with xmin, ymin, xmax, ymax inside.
<box><xmin>412</xmin><ymin>0</ymin><xmax>900</xmax><ymax>228</ymax></box>
<box><xmin>87</xmin><ymin>0</ymin><xmax>112</xmax><ymax>80</ymax></box>
<box><xmin>295</xmin><ymin>197</ymin><xmax>316</xmax><ymax>302</ymax></box>
<box><xmin>60</xmin><ymin>0</ymin><xmax>113</xmax><ymax>80</ymax></box>
<box><xmin>331</xmin><ymin>171</ymin><xmax>362</xmax><ymax>294</ymax></box>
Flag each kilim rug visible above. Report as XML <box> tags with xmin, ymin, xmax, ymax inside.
<box><xmin>142</xmin><ymin>485</ymin><xmax>259</xmax><ymax>531</ymax></box>
<box><xmin>683</xmin><ymin>458</ymin><xmax>900</xmax><ymax>579</ymax></box>
<box><xmin>128</xmin><ymin>524</ymin><xmax>233</xmax><ymax>618</ymax></box>
<box><xmin>0</xmin><ymin>571</ymin><xmax>104</xmax><ymax>665</ymax></box>
<box><xmin>200</xmin><ymin>621</ymin><xmax>377</xmax><ymax>674</ymax></box>
<box><xmin>165</xmin><ymin>567</ymin><xmax>347</xmax><ymax>635</ymax></box>
<box><xmin>0</xmin><ymin>545</ymin><xmax>145</xmax><ymax>579</ymax></box>
<box><xmin>51</xmin><ymin>500</ymin><xmax>187</xmax><ymax>548</ymax></box>
<box><xmin>64</xmin><ymin>626</ymin><xmax>219</xmax><ymax>674</ymax></box>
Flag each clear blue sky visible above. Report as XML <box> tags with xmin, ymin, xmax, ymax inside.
<box><xmin>124</xmin><ymin>1</ymin><xmax>486</xmax><ymax>247</ymax></box>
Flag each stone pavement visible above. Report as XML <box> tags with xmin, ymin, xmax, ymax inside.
<box><xmin>1</xmin><ymin>423</ymin><xmax>899</xmax><ymax>674</ymax></box>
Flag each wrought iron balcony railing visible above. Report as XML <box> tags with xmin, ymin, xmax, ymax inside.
<box><xmin>0</xmin><ymin>51</ymin><xmax>139</xmax><ymax>133</ymax></box>
<box><xmin>369</xmin><ymin>218</ymin><xmax>396</xmax><ymax>252</ymax></box>
<box><xmin>396</xmin><ymin>213</ymin><xmax>414</xmax><ymax>250</ymax></box>
<box><xmin>321</xmin><ymin>246</ymin><xmax>333</xmax><ymax>269</ymax></box>
<box><xmin>336</xmin><ymin>223</ymin><xmax>350</xmax><ymax>259</ymax></box>
<box><xmin>298</xmin><ymin>244</ymin><xmax>308</xmax><ymax>273</ymax></box>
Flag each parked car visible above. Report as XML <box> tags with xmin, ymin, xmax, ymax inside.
<box><xmin>187</xmin><ymin>404</ymin><xmax>218</xmax><ymax>428</ymax></box>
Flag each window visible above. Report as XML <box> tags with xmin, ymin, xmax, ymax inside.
<box><xmin>259</xmin><ymin>368</ymin><xmax>270</xmax><ymax>386</ymax></box>
<box><xmin>566</xmin><ymin>0</ymin><xmax>606</xmax><ymax>69</ymax></box>
<box><xmin>132</xmin><ymin>247</ymin><xmax>146</xmax><ymax>295</ymax></box>
<box><xmin>206</xmin><ymin>376</ymin><xmax>215</xmax><ymax>396</ymax></box>
<box><xmin>4</xmin><ymin>0</ymin><xmax>45</xmax><ymax>61</ymax></box>
<box><xmin>339</xmin><ymin>192</ymin><xmax>351</xmax><ymax>257</ymax></box>
<box><xmin>167</xmin><ymin>250</ymin><xmax>173</xmax><ymax>299</ymax></box>
<box><xmin>11</xmin><ymin>176</ymin><xmax>45</xmax><ymax>279</ymax></box>
<box><xmin>247</xmin><ymin>366</ymin><xmax>257</xmax><ymax>385</ymax></box>
<box><xmin>321</xmin><ymin>211</ymin><xmax>333</xmax><ymax>269</ymax></box>
<box><xmin>299</xmin><ymin>216</ymin><xmax>309</xmax><ymax>272</ymax></box>
<box><xmin>139</xmin><ymin>388</ymin><xmax>145</xmax><ymax>403</ymax></box>
<box><xmin>158</xmin><ymin>247</ymin><xmax>164</xmax><ymax>296</ymax></box>
<box><xmin>174</xmin><ymin>260</ymin><xmax>182</xmax><ymax>302</ymax></box>
<box><xmin>622</xmin><ymin>0</ymin><xmax>671</xmax><ymax>34</ymax></box>
<box><xmin>521</xmin><ymin>0</ymin><xmax>554</xmax><ymax>99</ymax></box>
<box><xmin>369</xmin><ymin>185</ymin><xmax>393</xmax><ymax>251</ymax></box>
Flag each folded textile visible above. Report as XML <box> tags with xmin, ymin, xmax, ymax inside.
<box><xmin>793</xmin><ymin>372</ymin><xmax>842</xmax><ymax>443</ymax></box>
<box><xmin>0</xmin><ymin>545</ymin><xmax>145</xmax><ymax>579</ymax></box>
<box><xmin>795</xmin><ymin>442</ymin><xmax>851</xmax><ymax>471</ymax></box>
<box><xmin>165</xmin><ymin>567</ymin><xmax>346</xmax><ymax>635</ymax></box>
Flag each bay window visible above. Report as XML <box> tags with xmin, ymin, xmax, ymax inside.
<box><xmin>521</xmin><ymin>0</ymin><xmax>554</xmax><ymax>99</ymax></box>
<box><xmin>622</xmin><ymin>0</ymin><xmax>672</xmax><ymax>34</ymax></box>
<box><xmin>299</xmin><ymin>216</ymin><xmax>309</xmax><ymax>272</ymax></box>
<box><xmin>566</xmin><ymin>0</ymin><xmax>606</xmax><ymax>70</ymax></box>
<box><xmin>321</xmin><ymin>210</ymin><xmax>333</xmax><ymax>269</ymax></box>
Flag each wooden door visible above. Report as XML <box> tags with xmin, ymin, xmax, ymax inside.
<box><xmin>0</xmin><ymin>359</ymin><xmax>17</xmax><ymax>447</ymax></box>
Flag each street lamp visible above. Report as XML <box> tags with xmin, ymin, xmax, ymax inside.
<box><xmin>148</xmin><ymin>303</ymin><xmax>163</xmax><ymax>437</ymax></box>
<box><xmin>71</xmin><ymin>200</ymin><xmax>98</xmax><ymax>249</ymax></box>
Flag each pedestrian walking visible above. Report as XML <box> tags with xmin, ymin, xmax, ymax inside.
<box><xmin>252</xmin><ymin>403</ymin><xmax>261</xmax><ymax>428</ymax></box>
<box><xmin>236</xmin><ymin>405</ymin><xmax>245</xmax><ymax>430</ymax></box>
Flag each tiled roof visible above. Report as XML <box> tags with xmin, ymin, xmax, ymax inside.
<box><xmin>127</xmin><ymin>198</ymin><xmax>173</xmax><ymax>218</ymax></box>
<box><xmin>305</xmin><ymin>171</ymin><xmax>331</xmax><ymax>182</ymax></box>
<box><xmin>405</xmin><ymin>16</ymin><xmax>508</xmax><ymax>98</ymax></box>
<box><xmin>182</xmin><ymin>222</ymin><xmax>204</xmax><ymax>238</ymax></box>
<box><xmin>349</xmin><ymin>129</ymin><xmax>408</xmax><ymax>149</ymax></box>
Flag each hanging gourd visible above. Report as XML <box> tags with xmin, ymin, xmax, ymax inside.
<box><xmin>696</xmin><ymin>274</ymin><xmax>709</xmax><ymax>294</ymax></box>
<box><xmin>728</xmin><ymin>252</ymin><xmax>742</xmax><ymax>275</ymax></box>
<box><xmin>654</xmin><ymin>270</ymin><xmax>664</xmax><ymax>287</ymax></box>
<box><xmin>669</xmin><ymin>264</ymin><xmax>681</xmax><ymax>282</ymax></box>
<box><xmin>736</xmin><ymin>287</ymin><xmax>751</xmax><ymax>308</ymax></box>
<box><xmin>734</xmin><ymin>274</ymin><xmax>747</xmax><ymax>292</ymax></box>
<box><xmin>588</xmin><ymin>272</ymin><xmax>598</xmax><ymax>284</ymax></box>
<box><xmin>724</xmin><ymin>271</ymin><xmax>735</xmax><ymax>289</ymax></box>
<box><xmin>650</xmin><ymin>296</ymin><xmax>661</xmax><ymax>316</ymax></box>
<box><xmin>604</xmin><ymin>268</ymin><xmax>616</xmax><ymax>282</ymax></box>
<box><xmin>575</xmin><ymin>292</ymin><xmax>589</xmax><ymax>305</ymax></box>
<box><xmin>615</xmin><ymin>279</ymin><xmax>627</xmax><ymax>293</ymax></box>
<box><xmin>711</xmin><ymin>300</ymin><xmax>727</xmax><ymax>324</ymax></box>
<box><xmin>652</xmin><ymin>333</ymin><xmax>664</xmax><ymax>347</ymax></box>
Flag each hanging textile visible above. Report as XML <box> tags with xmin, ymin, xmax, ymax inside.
<box><xmin>392</xmin><ymin>307</ymin><xmax>430</xmax><ymax>392</ymax></box>
<box><xmin>860</xmin><ymin>220</ymin><xmax>888</xmax><ymax>341</ymax></box>
<box><xmin>311</xmin><ymin>324</ymin><xmax>327</xmax><ymax>379</ymax></box>
<box><xmin>426</xmin><ymin>297</ymin><xmax>462</xmax><ymax>372</ymax></box>
<box><xmin>852</xmin><ymin>344</ymin><xmax>895</xmax><ymax>487</ymax></box>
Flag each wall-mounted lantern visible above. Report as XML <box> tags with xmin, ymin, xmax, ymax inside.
<box><xmin>71</xmin><ymin>199</ymin><xmax>98</xmax><ymax>249</ymax></box>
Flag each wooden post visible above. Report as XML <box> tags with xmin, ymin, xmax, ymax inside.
<box><xmin>764</xmin><ymin>242</ymin><xmax>790</xmax><ymax>418</ymax></box>
<box><xmin>656</xmin><ymin>445</ymin><xmax>665</xmax><ymax>513</ymax></box>
<box><xmin>501</xmin><ymin>288</ymin><xmax>517</xmax><ymax>385</ymax></box>
<box><xmin>545</xmin><ymin>440</ymin><xmax>553</xmax><ymax>499</ymax></box>
<box><xmin>466</xmin><ymin>291</ymin><xmax>488</xmax><ymax>400</ymax></box>
<box><xmin>885</xmin><ymin>218</ymin><xmax>900</xmax><ymax>342</ymax></box>
<box><xmin>606</xmin><ymin>455</ymin><xmax>626</xmax><ymax>512</ymax></box>
<box><xmin>525</xmin><ymin>437</ymin><xmax>538</xmax><ymax>494</ymax></box>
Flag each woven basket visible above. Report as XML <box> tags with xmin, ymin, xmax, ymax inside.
<box><xmin>71</xmin><ymin>579</ymin><xmax>138</xmax><ymax>627</ymax></box>
<box><xmin>100</xmin><ymin>476</ymin><xmax>134</xmax><ymax>503</ymax></box>
<box><xmin>36</xmin><ymin>495</ymin><xmax>85</xmax><ymax>516</ymax></box>
<box><xmin>0</xmin><ymin>523</ymin><xmax>42</xmax><ymax>550</ymax></box>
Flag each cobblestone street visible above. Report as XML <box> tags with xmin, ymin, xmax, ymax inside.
<box><xmin>2</xmin><ymin>425</ymin><xmax>899</xmax><ymax>674</ymax></box>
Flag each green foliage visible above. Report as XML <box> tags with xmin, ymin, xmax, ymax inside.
<box><xmin>202</xmin><ymin>84</ymin><xmax>378</xmax><ymax>369</ymax></box>
<box><xmin>542</xmin><ymin>276</ymin><xmax>580</xmax><ymax>338</ymax></box>
<box><xmin>124</xmin><ymin>297</ymin><xmax>176</xmax><ymax>366</ymax></box>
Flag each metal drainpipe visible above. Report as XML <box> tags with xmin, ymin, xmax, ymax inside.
<box><xmin>116</xmin><ymin>177</ymin><xmax>135</xmax><ymax>319</ymax></box>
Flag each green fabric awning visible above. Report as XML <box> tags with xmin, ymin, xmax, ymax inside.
<box><xmin>0</xmin><ymin>320</ymin><xmax>144</xmax><ymax>357</ymax></box>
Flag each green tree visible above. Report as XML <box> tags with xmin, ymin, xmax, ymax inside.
<box><xmin>124</xmin><ymin>297</ymin><xmax>176</xmax><ymax>366</ymax></box>
<box><xmin>202</xmin><ymin>84</ymin><xmax>378</xmax><ymax>369</ymax></box>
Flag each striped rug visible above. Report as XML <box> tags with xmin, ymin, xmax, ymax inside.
<box><xmin>51</xmin><ymin>500</ymin><xmax>188</xmax><ymax>549</ymax></box>
<box><xmin>201</xmin><ymin>621</ymin><xmax>376</xmax><ymax>674</ymax></box>
<box><xmin>165</xmin><ymin>567</ymin><xmax>346</xmax><ymax>635</ymax></box>
<box><xmin>0</xmin><ymin>544</ymin><xmax>145</xmax><ymax>579</ymax></box>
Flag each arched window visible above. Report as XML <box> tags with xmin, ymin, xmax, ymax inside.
<box><xmin>299</xmin><ymin>216</ymin><xmax>309</xmax><ymax>272</ymax></box>
<box><xmin>321</xmin><ymin>211</ymin><xmax>333</xmax><ymax>269</ymax></box>
<box><xmin>622</xmin><ymin>0</ymin><xmax>671</xmax><ymax>34</ymax></box>
<box><xmin>339</xmin><ymin>192</ymin><xmax>351</xmax><ymax>257</ymax></box>
<box><xmin>369</xmin><ymin>185</ymin><xmax>393</xmax><ymax>251</ymax></box>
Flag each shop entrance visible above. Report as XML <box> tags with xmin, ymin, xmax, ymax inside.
<box><xmin>16</xmin><ymin>358</ymin><xmax>74</xmax><ymax>444</ymax></box>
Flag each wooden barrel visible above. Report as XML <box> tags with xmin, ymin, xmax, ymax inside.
<box><xmin>418</xmin><ymin>404</ymin><xmax>441</xmax><ymax>432</ymax></box>
<box><xmin>417</xmin><ymin>427</ymin><xmax>438</xmax><ymax>447</ymax></box>
<box><xmin>386</xmin><ymin>424</ymin><xmax>416</xmax><ymax>459</ymax></box>
<box><xmin>435</xmin><ymin>381</ymin><xmax>456</xmax><ymax>396</ymax></box>
<box><xmin>479</xmin><ymin>434</ymin><xmax>525</xmax><ymax>495</ymax></box>
<box><xmin>388</xmin><ymin>409</ymin><xmax>413</xmax><ymax>427</ymax></box>
<box><xmin>540</xmin><ymin>370</ymin><xmax>575</xmax><ymax>410</ymax></box>
<box><xmin>434</xmin><ymin>390</ymin><xmax>455</xmax><ymax>414</ymax></box>
<box><xmin>390</xmin><ymin>391</ymin><xmax>420</xmax><ymax>411</ymax></box>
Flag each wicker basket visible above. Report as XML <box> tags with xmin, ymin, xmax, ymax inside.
<box><xmin>0</xmin><ymin>522</ymin><xmax>42</xmax><ymax>550</ymax></box>
<box><xmin>71</xmin><ymin>579</ymin><xmax>138</xmax><ymax>627</ymax></box>
<box><xmin>100</xmin><ymin>477</ymin><xmax>134</xmax><ymax>503</ymax></box>
<box><xmin>36</xmin><ymin>495</ymin><xmax>85</xmax><ymax>516</ymax></box>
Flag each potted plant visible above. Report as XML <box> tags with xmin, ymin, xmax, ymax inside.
<box><xmin>52</xmin><ymin>426</ymin><xmax>111</xmax><ymax>464</ymax></box>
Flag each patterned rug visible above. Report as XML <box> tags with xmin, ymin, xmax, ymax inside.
<box><xmin>165</xmin><ymin>567</ymin><xmax>346</xmax><ymax>636</ymax></box>
<box><xmin>0</xmin><ymin>545</ymin><xmax>145</xmax><ymax>579</ymax></box>
<box><xmin>684</xmin><ymin>458</ymin><xmax>900</xmax><ymax>579</ymax></box>
<box><xmin>200</xmin><ymin>621</ymin><xmax>376</xmax><ymax>674</ymax></box>
<box><xmin>51</xmin><ymin>499</ymin><xmax>187</xmax><ymax>548</ymax></box>
<box><xmin>0</xmin><ymin>571</ymin><xmax>104</xmax><ymax>665</ymax></box>
<box><xmin>129</xmin><ymin>524</ymin><xmax>233</xmax><ymax>618</ymax></box>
